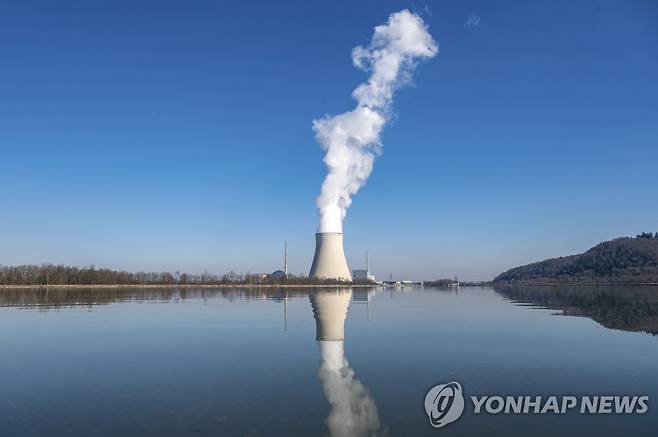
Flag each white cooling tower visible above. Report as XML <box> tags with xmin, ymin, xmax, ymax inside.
<box><xmin>310</xmin><ymin>289</ymin><xmax>352</xmax><ymax>341</ymax></box>
<box><xmin>309</xmin><ymin>232</ymin><xmax>352</xmax><ymax>281</ymax></box>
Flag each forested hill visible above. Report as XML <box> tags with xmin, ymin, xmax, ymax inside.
<box><xmin>494</xmin><ymin>233</ymin><xmax>658</xmax><ymax>285</ymax></box>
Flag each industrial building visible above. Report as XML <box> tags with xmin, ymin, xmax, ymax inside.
<box><xmin>352</xmin><ymin>250</ymin><xmax>376</xmax><ymax>282</ymax></box>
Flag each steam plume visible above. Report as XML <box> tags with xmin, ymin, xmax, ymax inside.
<box><xmin>314</xmin><ymin>10</ymin><xmax>437</xmax><ymax>232</ymax></box>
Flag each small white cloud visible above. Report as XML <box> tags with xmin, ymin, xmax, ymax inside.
<box><xmin>466</xmin><ymin>12</ymin><xmax>481</xmax><ymax>28</ymax></box>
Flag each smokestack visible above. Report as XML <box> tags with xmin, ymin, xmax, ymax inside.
<box><xmin>284</xmin><ymin>241</ymin><xmax>288</xmax><ymax>276</ymax></box>
<box><xmin>309</xmin><ymin>233</ymin><xmax>352</xmax><ymax>281</ymax></box>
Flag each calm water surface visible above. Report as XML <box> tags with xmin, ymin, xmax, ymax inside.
<box><xmin>0</xmin><ymin>286</ymin><xmax>657</xmax><ymax>436</ymax></box>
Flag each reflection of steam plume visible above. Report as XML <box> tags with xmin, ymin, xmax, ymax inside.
<box><xmin>311</xmin><ymin>290</ymin><xmax>384</xmax><ymax>436</ymax></box>
<box><xmin>318</xmin><ymin>341</ymin><xmax>382</xmax><ymax>437</ymax></box>
<box><xmin>314</xmin><ymin>10</ymin><xmax>437</xmax><ymax>233</ymax></box>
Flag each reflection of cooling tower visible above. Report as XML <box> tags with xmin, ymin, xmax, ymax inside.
<box><xmin>310</xmin><ymin>289</ymin><xmax>352</xmax><ymax>341</ymax></box>
<box><xmin>311</xmin><ymin>289</ymin><xmax>383</xmax><ymax>437</ymax></box>
<box><xmin>309</xmin><ymin>233</ymin><xmax>352</xmax><ymax>281</ymax></box>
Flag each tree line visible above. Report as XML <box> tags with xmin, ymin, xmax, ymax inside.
<box><xmin>0</xmin><ymin>264</ymin><xmax>367</xmax><ymax>286</ymax></box>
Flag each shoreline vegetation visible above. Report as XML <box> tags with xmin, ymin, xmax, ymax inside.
<box><xmin>0</xmin><ymin>263</ymin><xmax>481</xmax><ymax>289</ymax></box>
<box><xmin>0</xmin><ymin>264</ymin><xmax>377</xmax><ymax>288</ymax></box>
<box><xmin>0</xmin><ymin>283</ymin><xmax>377</xmax><ymax>290</ymax></box>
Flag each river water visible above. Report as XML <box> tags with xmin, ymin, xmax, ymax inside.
<box><xmin>0</xmin><ymin>286</ymin><xmax>656</xmax><ymax>436</ymax></box>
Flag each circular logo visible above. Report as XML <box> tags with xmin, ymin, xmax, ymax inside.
<box><xmin>424</xmin><ymin>382</ymin><xmax>465</xmax><ymax>428</ymax></box>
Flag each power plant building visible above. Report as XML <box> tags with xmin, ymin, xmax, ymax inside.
<box><xmin>352</xmin><ymin>249</ymin><xmax>375</xmax><ymax>282</ymax></box>
<box><xmin>352</xmin><ymin>269</ymin><xmax>376</xmax><ymax>282</ymax></box>
<box><xmin>309</xmin><ymin>233</ymin><xmax>351</xmax><ymax>281</ymax></box>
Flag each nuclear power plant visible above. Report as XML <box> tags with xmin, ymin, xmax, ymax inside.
<box><xmin>308</xmin><ymin>232</ymin><xmax>352</xmax><ymax>281</ymax></box>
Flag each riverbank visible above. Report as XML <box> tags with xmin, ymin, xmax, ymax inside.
<box><xmin>0</xmin><ymin>283</ymin><xmax>378</xmax><ymax>290</ymax></box>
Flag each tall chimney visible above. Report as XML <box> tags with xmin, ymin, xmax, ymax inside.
<box><xmin>284</xmin><ymin>241</ymin><xmax>288</xmax><ymax>276</ymax></box>
<box><xmin>309</xmin><ymin>233</ymin><xmax>352</xmax><ymax>281</ymax></box>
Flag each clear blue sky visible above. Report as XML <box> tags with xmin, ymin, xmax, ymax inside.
<box><xmin>1</xmin><ymin>1</ymin><xmax>657</xmax><ymax>281</ymax></box>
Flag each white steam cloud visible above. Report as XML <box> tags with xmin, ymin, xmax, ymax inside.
<box><xmin>314</xmin><ymin>10</ymin><xmax>438</xmax><ymax>232</ymax></box>
<box><xmin>318</xmin><ymin>341</ymin><xmax>385</xmax><ymax>437</ymax></box>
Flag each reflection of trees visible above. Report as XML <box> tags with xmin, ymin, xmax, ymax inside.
<box><xmin>0</xmin><ymin>287</ymin><xmax>313</xmax><ymax>309</ymax></box>
<box><xmin>495</xmin><ymin>285</ymin><xmax>658</xmax><ymax>335</ymax></box>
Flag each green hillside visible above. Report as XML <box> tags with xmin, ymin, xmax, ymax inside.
<box><xmin>494</xmin><ymin>233</ymin><xmax>658</xmax><ymax>285</ymax></box>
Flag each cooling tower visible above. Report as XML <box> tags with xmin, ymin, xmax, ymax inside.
<box><xmin>309</xmin><ymin>232</ymin><xmax>352</xmax><ymax>281</ymax></box>
<box><xmin>310</xmin><ymin>289</ymin><xmax>352</xmax><ymax>341</ymax></box>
